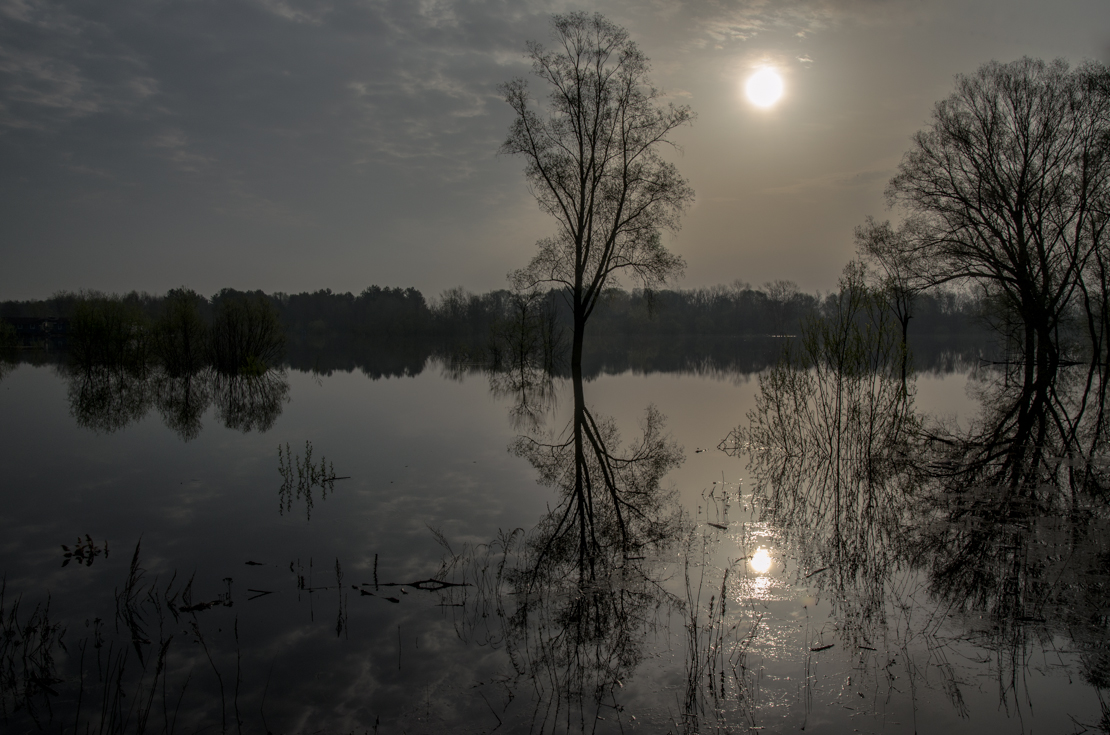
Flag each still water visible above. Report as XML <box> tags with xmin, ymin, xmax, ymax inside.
<box><xmin>0</xmin><ymin>344</ymin><xmax>1106</xmax><ymax>734</ymax></box>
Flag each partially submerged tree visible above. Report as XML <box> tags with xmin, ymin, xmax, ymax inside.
<box><xmin>209</xmin><ymin>291</ymin><xmax>285</xmax><ymax>376</ymax></box>
<box><xmin>154</xmin><ymin>288</ymin><xmax>209</xmax><ymax>377</ymax></box>
<box><xmin>501</xmin><ymin>13</ymin><xmax>692</xmax><ymax>566</ymax></box>
<box><xmin>884</xmin><ymin>58</ymin><xmax>1110</xmax><ymax>387</ymax></box>
<box><xmin>69</xmin><ymin>292</ymin><xmax>152</xmax><ymax>371</ymax></box>
<box><xmin>501</xmin><ymin>12</ymin><xmax>694</xmax><ymax>376</ymax></box>
<box><xmin>855</xmin><ymin>217</ymin><xmax>929</xmax><ymax>391</ymax></box>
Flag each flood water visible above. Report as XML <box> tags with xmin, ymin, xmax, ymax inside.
<box><xmin>0</xmin><ymin>338</ymin><xmax>1107</xmax><ymax>734</ymax></box>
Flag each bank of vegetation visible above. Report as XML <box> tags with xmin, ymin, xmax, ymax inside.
<box><xmin>0</xmin><ymin>279</ymin><xmax>997</xmax><ymax>379</ymax></box>
<box><xmin>1</xmin><ymin>281</ymin><xmax>989</xmax><ymax>347</ymax></box>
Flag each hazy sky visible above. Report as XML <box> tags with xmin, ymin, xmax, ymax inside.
<box><xmin>1</xmin><ymin>0</ymin><xmax>1105</xmax><ymax>300</ymax></box>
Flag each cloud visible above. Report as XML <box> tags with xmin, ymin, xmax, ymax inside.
<box><xmin>146</xmin><ymin>129</ymin><xmax>213</xmax><ymax>173</ymax></box>
<box><xmin>415</xmin><ymin>0</ymin><xmax>461</xmax><ymax>29</ymax></box>
<box><xmin>253</xmin><ymin>0</ymin><xmax>331</xmax><ymax>25</ymax></box>
<box><xmin>0</xmin><ymin>48</ymin><xmax>103</xmax><ymax>127</ymax></box>
<box><xmin>672</xmin><ymin>0</ymin><xmax>923</xmax><ymax>51</ymax></box>
<box><xmin>0</xmin><ymin>0</ymin><xmax>162</xmax><ymax>131</ymax></box>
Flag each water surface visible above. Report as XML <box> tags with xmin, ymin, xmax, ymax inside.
<box><xmin>0</xmin><ymin>342</ymin><xmax>1105</xmax><ymax>734</ymax></box>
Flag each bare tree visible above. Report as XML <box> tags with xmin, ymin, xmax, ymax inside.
<box><xmin>763</xmin><ymin>279</ymin><xmax>800</xmax><ymax>336</ymax></box>
<box><xmin>500</xmin><ymin>14</ymin><xmax>691</xmax><ymax>567</ymax></box>
<box><xmin>855</xmin><ymin>217</ymin><xmax>928</xmax><ymax>390</ymax></box>
<box><xmin>885</xmin><ymin>58</ymin><xmax>1110</xmax><ymax>388</ymax></box>
<box><xmin>501</xmin><ymin>12</ymin><xmax>694</xmax><ymax>377</ymax></box>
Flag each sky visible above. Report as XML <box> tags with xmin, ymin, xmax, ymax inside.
<box><xmin>1</xmin><ymin>0</ymin><xmax>1106</xmax><ymax>301</ymax></box>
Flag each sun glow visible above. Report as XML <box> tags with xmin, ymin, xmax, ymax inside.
<box><xmin>750</xmin><ymin>547</ymin><xmax>773</xmax><ymax>574</ymax></box>
<box><xmin>745</xmin><ymin>68</ymin><xmax>784</xmax><ymax>108</ymax></box>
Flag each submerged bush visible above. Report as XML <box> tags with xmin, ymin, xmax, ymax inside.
<box><xmin>0</xmin><ymin>320</ymin><xmax>15</xmax><ymax>380</ymax></box>
<box><xmin>210</xmin><ymin>291</ymin><xmax>285</xmax><ymax>375</ymax></box>
<box><xmin>69</xmin><ymin>293</ymin><xmax>151</xmax><ymax>370</ymax></box>
<box><xmin>154</xmin><ymin>288</ymin><xmax>210</xmax><ymax>376</ymax></box>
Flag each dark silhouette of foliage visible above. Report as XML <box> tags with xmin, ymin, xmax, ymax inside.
<box><xmin>212</xmin><ymin>371</ymin><xmax>289</xmax><ymax>433</ymax></box>
<box><xmin>153</xmin><ymin>287</ymin><xmax>210</xmax><ymax>377</ymax></box>
<box><xmin>209</xmin><ymin>290</ymin><xmax>286</xmax><ymax>376</ymax></box>
<box><xmin>65</xmin><ymin>363</ymin><xmax>153</xmax><ymax>434</ymax></box>
<box><xmin>69</xmin><ymin>292</ymin><xmax>153</xmax><ymax>371</ymax></box>
<box><xmin>880</xmin><ymin>57</ymin><xmax>1110</xmax><ymax>383</ymax></box>
<box><xmin>152</xmin><ymin>370</ymin><xmax>212</xmax><ymax>442</ymax></box>
<box><xmin>501</xmin><ymin>12</ymin><xmax>693</xmax><ymax>378</ymax></box>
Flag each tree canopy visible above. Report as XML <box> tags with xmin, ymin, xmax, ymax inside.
<box><xmin>881</xmin><ymin>57</ymin><xmax>1110</xmax><ymax>380</ymax></box>
<box><xmin>501</xmin><ymin>12</ymin><xmax>693</xmax><ymax>366</ymax></box>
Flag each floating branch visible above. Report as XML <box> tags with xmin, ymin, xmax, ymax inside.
<box><xmin>363</xmin><ymin>579</ymin><xmax>471</xmax><ymax>592</ymax></box>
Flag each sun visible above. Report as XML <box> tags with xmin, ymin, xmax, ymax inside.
<box><xmin>745</xmin><ymin>68</ymin><xmax>784</xmax><ymax>108</ymax></box>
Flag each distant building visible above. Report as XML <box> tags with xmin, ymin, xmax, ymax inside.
<box><xmin>2</xmin><ymin>317</ymin><xmax>70</xmax><ymax>336</ymax></box>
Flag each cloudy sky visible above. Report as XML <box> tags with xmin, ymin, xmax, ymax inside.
<box><xmin>1</xmin><ymin>0</ymin><xmax>1105</xmax><ymax>300</ymax></box>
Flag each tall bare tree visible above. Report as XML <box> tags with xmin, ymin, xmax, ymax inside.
<box><xmin>501</xmin><ymin>12</ymin><xmax>694</xmax><ymax>378</ymax></box>
<box><xmin>501</xmin><ymin>13</ymin><xmax>692</xmax><ymax>563</ymax></box>
<box><xmin>885</xmin><ymin>58</ymin><xmax>1110</xmax><ymax>388</ymax></box>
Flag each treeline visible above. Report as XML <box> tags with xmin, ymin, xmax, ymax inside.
<box><xmin>1</xmin><ymin>281</ymin><xmax>991</xmax><ymax>352</ymax></box>
<box><xmin>0</xmin><ymin>283</ymin><xmax>997</xmax><ymax>386</ymax></box>
<box><xmin>0</xmin><ymin>289</ymin><xmax>286</xmax><ymax>377</ymax></box>
<box><xmin>580</xmin><ymin>282</ymin><xmax>984</xmax><ymax>338</ymax></box>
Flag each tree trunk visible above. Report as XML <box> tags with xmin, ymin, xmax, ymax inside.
<box><xmin>571</xmin><ymin>305</ymin><xmax>589</xmax><ymax>581</ymax></box>
<box><xmin>1023</xmin><ymin>319</ymin><xmax>1037</xmax><ymax>395</ymax></box>
<box><xmin>899</xmin><ymin>312</ymin><xmax>911</xmax><ymax>397</ymax></box>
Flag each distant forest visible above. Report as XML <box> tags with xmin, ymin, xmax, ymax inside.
<box><xmin>2</xmin><ymin>281</ymin><xmax>987</xmax><ymax>341</ymax></box>
<box><xmin>0</xmin><ymin>282</ymin><xmax>994</xmax><ymax>380</ymax></box>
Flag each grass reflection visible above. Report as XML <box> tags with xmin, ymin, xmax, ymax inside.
<box><xmin>278</xmin><ymin>441</ymin><xmax>346</xmax><ymax>520</ymax></box>
<box><xmin>0</xmin><ymin>541</ymin><xmax>242</xmax><ymax>733</ymax></box>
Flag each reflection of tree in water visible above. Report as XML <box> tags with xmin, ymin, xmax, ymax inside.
<box><xmin>487</xmin><ymin>360</ymin><xmax>558</xmax><ymax>433</ymax></box>
<box><xmin>916</xmin><ymin>361</ymin><xmax>1110</xmax><ymax>723</ymax></box>
<box><xmin>511</xmin><ymin>388</ymin><xmax>683</xmax><ymax>583</ymax></box>
<box><xmin>509</xmin><ymin>370</ymin><xmax>684</xmax><ymax>728</ymax></box>
<box><xmin>437</xmin><ymin>366</ymin><xmax>685</xmax><ymax>731</ymax></box>
<box><xmin>63</xmin><ymin>366</ymin><xmax>290</xmax><ymax>439</ymax></box>
<box><xmin>64</xmin><ymin>364</ymin><xmax>289</xmax><ymax>438</ymax></box>
<box><xmin>152</xmin><ymin>368</ymin><xmax>212</xmax><ymax>442</ymax></box>
<box><xmin>65</xmin><ymin>363</ymin><xmax>153</xmax><ymax>434</ymax></box>
<box><xmin>440</xmin><ymin>529</ymin><xmax>683</xmax><ymax>733</ymax></box>
<box><xmin>721</xmin><ymin>263</ymin><xmax>920</xmax><ymax>645</ymax></box>
<box><xmin>507</xmin><ymin>537</ymin><xmax>679</xmax><ymax>732</ymax></box>
<box><xmin>925</xmin><ymin>360</ymin><xmax>1108</xmax><ymax>501</ymax></box>
<box><xmin>212</xmin><ymin>370</ymin><xmax>290</xmax><ymax>433</ymax></box>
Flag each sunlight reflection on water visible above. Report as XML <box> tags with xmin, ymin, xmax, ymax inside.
<box><xmin>750</xmin><ymin>546</ymin><xmax>772</xmax><ymax>573</ymax></box>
